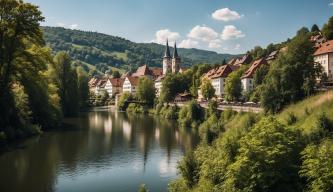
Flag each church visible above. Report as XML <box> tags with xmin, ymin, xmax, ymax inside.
<box><xmin>162</xmin><ymin>39</ymin><xmax>181</xmax><ymax>75</ymax></box>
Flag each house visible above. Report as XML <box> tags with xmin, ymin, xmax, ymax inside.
<box><xmin>132</xmin><ymin>64</ymin><xmax>163</xmax><ymax>80</ymax></box>
<box><xmin>104</xmin><ymin>78</ymin><xmax>125</xmax><ymax>97</ymax></box>
<box><xmin>88</xmin><ymin>78</ymin><xmax>107</xmax><ymax>95</ymax></box>
<box><xmin>314</xmin><ymin>40</ymin><xmax>333</xmax><ymax>81</ymax></box>
<box><xmin>201</xmin><ymin>65</ymin><xmax>237</xmax><ymax>98</ymax></box>
<box><xmin>174</xmin><ymin>92</ymin><xmax>192</xmax><ymax>102</ymax></box>
<box><xmin>154</xmin><ymin>75</ymin><xmax>165</xmax><ymax>96</ymax></box>
<box><xmin>233</xmin><ymin>54</ymin><xmax>253</xmax><ymax>66</ymax></box>
<box><xmin>241</xmin><ymin>58</ymin><xmax>268</xmax><ymax>92</ymax></box>
<box><xmin>227</xmin><ymin>58</ymin><xmax>237</xmax><ymax>65</ymax></box>
<box><xmin>265</xmin><ymin>50</ymin><xmax>279</xmax><ymax>62</ymax></box>
<box><xmin>123</xmin><ymin>76</ymin><xmax>139</xmax><ymax>94</ymax></box>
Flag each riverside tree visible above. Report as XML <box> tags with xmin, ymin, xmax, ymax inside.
<box><xmin>136</xmin><ymin>77</ymin><xmax>156</xmax><ymax>106</ymax></box>
<box><xmin>0</xmin><ymin>0</ymin><xmax>61</xmax><ymax>141</ymax></box>
<box><xmin>200</xmin><ymin>79</ymin><xmax>215</xmax><ymax>100</ymax></box>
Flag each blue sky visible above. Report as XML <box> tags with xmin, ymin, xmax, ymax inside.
<box><xmin>27</xmin><ymin>0</ymin><xmax>333</xmax><ymax>54</ymax></box>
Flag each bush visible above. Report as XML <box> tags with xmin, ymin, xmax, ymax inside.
<box><xmin>158</xmin><ymin>105</ymin><xmax>179</xmax><ymax>119</ymax></box>
<box><xmin>178</xmin><ymin>100</ymin><xmax>204</xmax><ymax>128</ymax></box>
<box><xmin>286</xmin><ymin>112</ymin><xmax>297</xmax><ymax>125</ymax></box>
<box><xmin>126</xmin><ymin>103</ymin><xmax>146</xmax><ymax>114</ymax></box>
<box><xmin>117</xmin><ymin>92</ymin><xmax>133</xmax><ymax>111</ymax></box>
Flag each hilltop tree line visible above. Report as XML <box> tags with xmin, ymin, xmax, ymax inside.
<box><xmin>0</xmin><ymin>0</ymin><xmax>89</xmax><ymax>146</ymax></box>
<box><xmin>42</xmin><ymin>27</ymin><xmax>238</xmax><ymax>74</ymax></box>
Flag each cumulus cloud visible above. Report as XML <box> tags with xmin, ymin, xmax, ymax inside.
<box><xmin>152</xmin><ymin>29</ymin><xmax>181</xmax><ymax>44</ymax></box>
<box><xmin>188</xmin><ymin>25</ymin><xmax>218</xmax><ymax>42</ymax></box>
<box><xmin>329</xmin><ymin>2</ymin><xmax>333</xmax><ymax>6</ymax></box>
<box><xmin>179</xmin><ymin>39</ymin><xmax>199</xmax><ymax>48</ymax></box>
<box><xmin>212</xmin><ymin>8</ymin><xmax>243</xmax><ymax>22</ymax></box>
<box><xmin>208</xmin><ymin>39</ymin><xmax>222</xmax><ymax>48</ymax></box>
<box><xmin>70</xmin><ymin>24</ymin><xmax>79</xmax><ymax>30</ymax></box>
<box><xmin>221</xmin><ymin>25</ymin><xmax>245</xmax><ymax>40</ymax></box>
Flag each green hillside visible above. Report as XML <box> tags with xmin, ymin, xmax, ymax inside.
<box><xmin>42</xmin><ymin>27</ymin><xmax>239</xmax><ymax>74</ymax></box>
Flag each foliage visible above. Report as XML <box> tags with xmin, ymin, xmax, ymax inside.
<box><xmin>53</xmin><ymin>51</ymin><xmax>79</xmax><ymax>117</ymax></box>
<box><xmin>160</xmin><ymin>73</ymin><xmax>191</xmax><ymax>103</ymax></box>
<box><xmin>42</xmin><ymin>27</ymin><xmax>238</xmax><ymax>72</ymax></box>
<box><xmin>200</xmin><ymin>79</ymin><xmax>215</xmax><ymax>100</ymax></box>
<box><xmin>117</xmin><ymin>92</ymin><xmax>133</xmax><ymax>111</ymax></box>
<box><xmin>112</xmin><ymin>70</ymin><xmax>121</xmax><ymax>78</ymax></box>
<box><xmin>311</xmin><ymin>24</ymin><xmax>320</xmax><ymax>32</ymax></box>
<box><xmin>136</xmin><ymin>77</ymin><xmax>156</xmax><ymax>106</ymax></box>
<box><xmin>177</xmin><ymin>151</ymin><xmax>200</xmax><ymax>189</ymax></box>
<box><xmin>158</xmin><ymin>105</ymin><xmax>179</xmax><ymax>119</ymax></box>
<box><xmin>300</xmin><ymin>138</ymin><xmax>333</xmax><ymax>192</ymax></box>
<box><xmin>322</xmin><ymin>16</ymin><xmax>333</xmax><ymax>40</ymax></box>
<box><xmin>260</xmin><ymin>34</ymin><xmax>320</xmax><ymax>113</ymax></box>
<box><xmin>178</xmin><ymin>100</ymin><xmax>204</xmax><ymax>128</ymax></box>
<box><xmin>126</xmin><ymin>103</ymin><xmax>146</xmax><ymax>114</ymax></box>
<box><xmin>296</xmin><ymin>27</ymin><xmax>310</xmax><ymax>36</ymax></box>
<box><xmin>224</xmin><ymin>67</ymin><xmax>246</xmax><ymax>101</ymax></box>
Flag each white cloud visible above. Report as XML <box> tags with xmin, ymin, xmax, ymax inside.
<box><xmin>70</xmin><ymin>24</ymin><xmax>79</xmax><ymax>30</ymax></box>
<box><xmin>212</xmin><ymin>8</ymin><xmax>243</xmax><ymax>22</ymax></box>
<box><xmin>208</xmin><ymin>39</ymin><xmax>222</xmax><ymax>48</ymax></box>
<box><xmin>188</xmin><ymin>25</ymin><xmax>218</xmax><ymax>42</ymax></box>
<box><xmin>329</xmin><ymin>2</ymin><xmax>333</xmax><ymax>6</ymax></box>
<box><xmin>221</xmin><ymin>25</ymin><xmax>245</xmax><ymax>40</ymax></box>
<box><xmin>152</xmin><ymin>29</ymin><xmax>181</xmax><ymax>44</ymax></box>
<box><xmin>179</xmin><ymin>39</ymin><xmax>199</xmax><ymax>48</ymax></box>
<box><xmin>56</xmin><ymin>22</ymin><xmax>65</xmax><ymax>27</ymax></box>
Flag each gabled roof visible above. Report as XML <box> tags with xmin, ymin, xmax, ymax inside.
<box><xmin>150</xmin><ymin>67</ymin><xmax>163</xmax><ymax>77</ymax></box>
<box><xmin>109</xmin><ymin>78</ymin><xmax>125</xmax><ymax>87</ymax></box>
<box><xmin>227</xmin><ymin>58</ymin><xmax>237</xmax><ymax>65</ymax></box>
<box><xmin>266</xmin><ymin>50</ymin><xmax>279</xmax><ymax>61</ymax></box>
<box><xmin>155</xmin><ymin>75</ymin><xmax>165</xmax><ymax>82</ymax></box>
<box><xmin>125</xmin><ymin>76</ymin><xmax>139</xmax><ymax>86</ymax></box>
<box><xmin>242</xmin><ymin>58</ymin><xmax>268</xmax><ymax>79</ymax></box>
<box><xmin>132</xmin><ymin>65</ymin><xmax>151</xmax><ymax>77</ymax></box>
<box><xmin>203</xmin><ymin>65</ymin><xmax>235</xmax><ymax>80</ymax></box>
<box><xmin>314</xmin><ymin>40</ymin><xmax>333</xmax><ymax>56</ymax></box>
<box><xmin>234</xmin><ymin>54</ymin><xmax>252</xmax><ymax>66</ymax></box>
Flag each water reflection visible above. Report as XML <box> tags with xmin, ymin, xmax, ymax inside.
<box><xmin>0</xmin><ymin>109</ymin><xmax>199</xmax><ymax>192</ymax></box>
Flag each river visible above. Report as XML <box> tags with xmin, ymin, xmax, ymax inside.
<box><xmin>0</xmin><ymin>107</ymin><xmax>199</xmax><ymax>192</ymax></box>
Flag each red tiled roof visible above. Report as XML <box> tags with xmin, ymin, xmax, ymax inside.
<box><xmin>266</xmin><ymin>50</ymin><xmax>279</xmax><ymax>61</ymax></box>
<box><xmin>203</xmin><ymin>65</ymin><xmax>235</xmax><ymax>80</ymax></box>
<box><xmin>132</xmin><ymin>65</ymin><xmax>151</xmax><ymax>77</ymax></box>
<box><xmin>150</xmin><ymin>67</ymin><xmax>163</xmax><ymax>77</ymax></box>
<box><xmin>228</xmin><ymin>58</ymin><xmax>237</xmax><ymax>65</ymax></box>
<box><xmin>126</xmin><ymin>76</ymin><xmax>139</xmax><ymax>86</ymax></box>
<box><xmin>242</xmin><ymin>58</ymin><xmax>268</xmax><ymax>79</ymax></box>
<box><xmin>314</xmin><ymin>40</ymin><xmax>333</xmax><ymax>56</ymax></box>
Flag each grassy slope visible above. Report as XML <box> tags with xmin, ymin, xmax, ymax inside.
<box><xmin>277</xmin><ymin>91</ymin><xmax>333</xmax><ymax>135</ymax></box>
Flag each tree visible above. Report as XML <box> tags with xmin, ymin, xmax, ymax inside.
<box><xmin>178</xmin><ymin>151</ymin><xmax>200</xmax><ymax>189</ymax></box>
<box><xmin>224</xmin><ymin>117</ymin><xmax>302</xmax><ymax>191</ymax></box>
<box><xmin>77</xmin><ymin>68</ymin><xmax>90</xmax><ymax>108</ymax></box>
<box><xmin>138</xmin><ymin>184</ymin><xmax>148</xmax><ymax>192</ymax></box>
<box><xmin>0</xmin><ymin>0</ymin><xmax>44</xmax><ymax>130</ymax></box>
<box><xmin>112</xmin><ymin>70</ymin><xmax>121</xmax><ymax>78</ymax></box>
<box><xmin>322</xmin><ymin>16</ymin><xmax>333</xmax><ymax>40</ymax></box>
<box><xmin>136</xmin><ymin>77</ymin><xmax>156</xmax><ymax>106</ymax></box>
<box><xmin>260</xmin><ymin>34</ymin><xmax>319</xmax><ymax>113</ymax></box>
<box><xmin>222</xmin><ymin>59</ymin><xmax>227</xmax><ymax>65</ymax></box>
<box><xmin>253</xmin><ymin>64</ymin><xmax>269</xmax><ymax>87</ymax></box>
<box><xmin>200</xmin><ymin>79</ymin><xmax>215</xmax><ymax>100</ymax></box>
<box><xmin>300</xmin><ymin>138</ymin><xmax>333</xmax><ymax>192</ymax></box>
<box><xmin>224</xmin><ymin>68</ymin><xmax>245</xmax><ymax>102</ymax></box>
<box><xmin>311</xmin><ymin>24</ymin><xmax>320</xmax><ymax>33</ymax></box>
<box><xmin>296</xmin><ymin>27</ymin><xmax>310</xmax><ymax>36</ymax></box>
<box><xmin>53</xmin><ymin>52</ymin><xmax>79</xmax><ymax>117</ymax></box>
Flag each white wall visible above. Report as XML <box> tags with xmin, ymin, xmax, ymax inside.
<box><xmin>123</xmin><ymin>78</ymin><xmax>136</xmax><ymax>94</ymax></box>
<box><xmin>242</xmin><ymin>78</ymin><xmax>253</xmax><ymax>92</ymax></box>
<box><xmin>105</xmin><ymin>80</ymin><xmax>113</xmax><ymax>96</ymax></box>
<box><xmin>315</xmin><ymin>54</ymin><xmax>331</xmax><ymax>79</ymax></box>
<box><xmin>211</xmin><ymin>78</ymin><xmax>224</xmax><ymax>97</ymax></box>
<box><xmin>155</xmin><ymin>81</ymin><xmax>162</xmax><ymax>96</ymax></box>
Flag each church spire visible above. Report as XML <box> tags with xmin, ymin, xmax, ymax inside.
<box><xmin>173</xmin><ymin>42</ymin><xmax>179</xmax><ymax>58</ymax></box>
<box><xmin>163</xmin><ymin>39</ymin><xmax>171</xmax><ymax>58</ymax></box>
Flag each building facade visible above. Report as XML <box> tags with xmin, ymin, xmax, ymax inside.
<box><xmin>241</xmin><ymin>58</ymin><xmax>268</xmax><ymax>92</ymax></box>
<box><xmin>123</xmin><ymin>76</ymin><xmax>139</xmax><ymax>94</ymax></box>
<box><xmin>162</xmin><ymin>40</ymin><xmax>181</xmax><ymax>75</ymax></box>
<box><xmin>314</xmin><ymin>40</ymin><xmax>333</xmax><ymax>81</ymax></box>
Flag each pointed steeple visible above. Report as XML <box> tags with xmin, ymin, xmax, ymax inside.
<box><xmin>173</xmin><ymin>42</ymin><xmax>179</xmax><ymax>58</ymax></box>
<box><xmin>163</xmin><ymin>39</ymin><xmax>171</xmax><ymax>58</ymax></box>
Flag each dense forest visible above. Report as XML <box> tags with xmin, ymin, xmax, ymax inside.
<box><xmin>42</xmin><ymin>26</ymin><xmax>239</xmax><ymax>74</ymax></box>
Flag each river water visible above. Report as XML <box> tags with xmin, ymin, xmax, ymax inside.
<box><xmin>0</xmin><ymin>108</ymin><xmax>199</xmax><ymax>192</ymax></box>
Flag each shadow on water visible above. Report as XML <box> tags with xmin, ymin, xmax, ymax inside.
<box><xmin>0</xmin><ymin>108</ymin><xmax>199</xmax><ymax>192</ymax></box>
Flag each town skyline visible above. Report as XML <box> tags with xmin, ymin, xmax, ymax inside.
<box><xmin>27</xmin><ymin>0</ymin><xmax>333</xmax><ymax>54</ymax></box>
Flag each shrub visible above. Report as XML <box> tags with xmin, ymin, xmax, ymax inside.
<box><xmin>117</xmin><ymin>92</ymin><xmax>133</xmax><ymax>111</ymax></box>
<box><xmin>178</xmin><ymin>100</ymin><xmax>204</xmax><ymax>128</ymax></box>
<box><xmin>286</xmin><ymin>112</ymin><xmax>297</xmax><ymax>125</ymax></box>
<box><xmin>126</xmin><ymin>103</ymin><xmax>145</xmax><ymax>114</ymax></box>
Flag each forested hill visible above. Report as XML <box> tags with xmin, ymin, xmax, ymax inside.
<box><xmin>42</xmin><ymin>26</ymin><xmax>239</xmax><ymax>73</ymax></box>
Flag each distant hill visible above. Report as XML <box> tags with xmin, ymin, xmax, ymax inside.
<box><xmin>42</xmin><ymin>27</ymin><xmax>240</xmax><ymax>74</ymax></box>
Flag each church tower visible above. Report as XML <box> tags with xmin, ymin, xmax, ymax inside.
<box><xmin>162</xmin><ymin>39</ymin><xmax>172</xmax><ymax>75</ymax></box>
<box><xmin>172</xmin><ymin>42</ymin><xmax>181</xmax><ymax>73</ymax></box>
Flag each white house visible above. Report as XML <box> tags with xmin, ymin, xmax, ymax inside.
<box><xmin>105</xmin><ymin>78</ymin><xmax>124</xmax><ymax>97</ymax></box>
<box><xmin>154</xmin><ymin>75</ymin><xmax>164</xmax><ymax>96</ymax></box>
<box><xmin>314</xmin><ymin>40</ymin><xmax>333</xmax><ymax>81</ymax></box>
<box><xmin>241</xmin><ymin>58</ymin><xmax>268</xmax><ymax>92</ymax></box>
<box><xmin>123</xmin><ymin>76</ymin><xmax>139</xmax><ymax>94</ymax></box>
<box><xmin>201</xmin><ymin>65</ymin><xmax>236</xmax><ymax>98</ymax></box>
